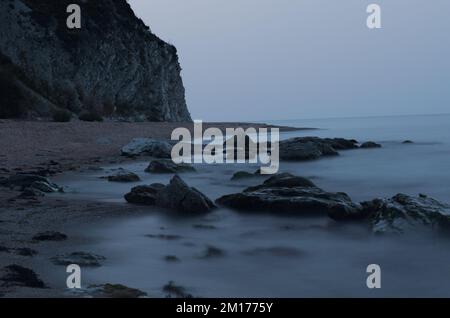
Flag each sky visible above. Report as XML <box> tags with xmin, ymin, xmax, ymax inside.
<box><xmin>128</xmin><ymin>0</ymin><xmax>450</xmax><ymax>122</ymax></box>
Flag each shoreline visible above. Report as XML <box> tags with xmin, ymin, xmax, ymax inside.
<box><xmin>0</xmin><ymin>120</ymin><xmax>311</xmax><ymax>176</ymax></box>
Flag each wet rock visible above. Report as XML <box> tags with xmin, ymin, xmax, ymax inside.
<box><xmin>230</xmin><ymin>169</ymin><xmax>264</xmax><ymax>181</ymax></box>
<box><xmin>402</xmin><ymin>140</ymin><xmax>414</xmax><ymax>144</ymax></box>
<box><xmin>33</xmin><ymin>231</ymin><xmax>68</xmax><ymax>242</ymax></box>
<box><xmin>217</xmin><ymin>173</ymin><xmax>361</xmax><ymax>217</ymax></box>
<box><xmin>87</xmin><ymin>284</ymin><xmax>147</xmax><ymax>298</ymax></box>
<box><xmin>121</xmin><ymin>138</ymin><xmax>173</xmax><ymax>158</ymax></box>
<box><xmin>18</xmin><ymin>188</ymin><xmax>45</xmax><ymax>198</ymax></box>
<box><xmin>164</xmin><ymin>255</ymin><xmax>180</xmax><ymax>262</ymax></box>
<box><xmin>14</xmin><ymin>248</ymin><xmax>38</xmax><ymax>257</ymax></box>
<box><xmin>193</xmin><ymin>224</ymin><xmax>217</xmax><ymax>230</ymax></box>
<box><xmin>198</xmin><ymin>246</ymin><xmax>225</xmax><ymax>259</ymax></box>
<box><xmin>0</xmin><ymin>174</ymin><xmax>61</xmax><ymax>192</ymax></box>
<box><xmin>145</xmin><ymin>159</ymin><xmax>195</xmax><ymax>174</ymax></box>
<box><xmin>163</xmin><ymin>281</ymin><xmax>193</xmax><ymax>298</ymax></box>
<box><xmin>242</xmin><ymin>247</ymin><xmax>303</xmax><ymax>257</ymax></box>
<box><xmin>125</xmin><ymin>175</ymin><xmax>215</xmax><ymax>214</ymax></box>
<box><xmin>354</xmin><ymin>194</ymin><xmax>450</xmax><ymax>234</ymax></box>
<box><xmin>279</xmin><ymin>137</ymin><xmax>337</xmax><ymax>161</ymax></box>
<box><xmin>145</xmin><ymin>234</ymin><xmax>182</xmax><ymax>241</ymax></box>
<box><xmin>50</xmin><ymin>252</ymin><xmax>106</xmax><ymax>267</ymax></box>
<box><xmin>360</xmin><ymin>141</ymin><xmax>382</xmax><ymax>148</ymax></box>
<box><xmin>106</xmin><ymin>169</ymin><xmax>141</xmax><ymax>182</ymax></box>
<box><xmin>0</xmin><ymin>265</ymin><xmax>46</xmax><ymax>288</ymax></box>
<box><xmin>124</xmin><ymin>184</ymin><xmax>164</xmax><ymax>205</ymax></box>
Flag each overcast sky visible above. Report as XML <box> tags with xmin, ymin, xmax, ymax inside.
<box><xmin>128</xmin><ymin>0</ymin><xmax>450</xmax><ymax>121</ymax></box>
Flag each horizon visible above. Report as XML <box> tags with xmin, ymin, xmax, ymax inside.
<box><xmin>128</xmin><ymin>0</ymin><xmax>450</xmax><ymax>122</ymax></box>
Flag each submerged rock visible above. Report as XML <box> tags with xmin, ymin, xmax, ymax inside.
<box><xmin>125</xmin><ymin>175</ymin><xmax>215</xmax><ymax>214</ymax></box>
<box><xmin>163</xmin><ymin>281</ymin><xmax>193</xmax><ymax>298</ymax></box>
<box><xmin>145</xmin><ymin>159</ymin><xmax>195</xmax><ymax>173</ymax></box>
<box><xmin>279</xmin><ymin>137</ymin><xmax>358</xmax><ymax>161</ymax></box>
<box><xmin>216</xmin><ymin>173</ymin><xmax>361</xmax><ymax>217</ymax></box>
<box><xmin>121</xmin><ymin>138</ymin><xmax>173</xmax><ymax>158</ymax></box>
<box><xmin>50</xmin><ymin>252</ymin><xmax>106</xmax><ymax>267</ymax></box>
<box><xmin>0</xmin><ymin>265</ymin><xmax>46</xmax><ymax>288</ymax></box>
<box><xmin>33</xmin><ymin>231</ymin><xmax>68</xmax><ymax>242</ymax></box>
<box><xmin>106</xmin><ymin>169</ymin><xmax>141</xmax><ymax>182</ymax></box>
<box><xmin>360</xmin><ymin>141</ymin><xmax>382</xmax><ymax>148</ymax></box>
<box><xmin>356</xmin><ymin>194</ymin><xmax>450</xmax><ymax>234</ymax></box>
<box><xmin>87</xmin><ymin>284</ymin><xmax>147</xmax><ymax>298</ymax></box>
<box><xmin>402</xmin><ymin>140</ymin><xmax>414</xmax><ymax>144</ymax></box>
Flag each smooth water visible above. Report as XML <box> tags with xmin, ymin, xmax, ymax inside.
<box><xmin>52</xmin><ymin>114</ymin><xmax>450</xmax><ymax>297</ymax></box>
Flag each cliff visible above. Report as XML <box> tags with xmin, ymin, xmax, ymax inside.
<box><xmin>0</xmin><ymin>0</ymin><xmax>191</xmax><ymax>122</ymax></box>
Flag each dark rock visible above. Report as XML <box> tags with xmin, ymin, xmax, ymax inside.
<box><xmin>14</xmin><ymin>248</ymin><xmax>38</xmax><ymax>257</ymax></box>
<box><xmin>106</xmin><ymin>169</ymin><xmax>140</xmax><ymax>182</ymax></box>
<box><xmin>0</xmin><ymin>265</ymin><xmax>46</xmax><ymax>288</ymax></box>
<box><xmin>145</xmin><ymin>234</ymin><xmax>182</xmax><ymax>241</ymax></box>
<box><xmin>360</xmin><ymin>141</ymin><xmax>382</xmax><ymax>148</ymax></box>
<box><xmin>33</xmin><ymin>231</ymin><xmax>68</xmax><ymax>242</ymax></box>
<box><xmin>402</xmin><ymin>140</ymin><xmax>414</xmax><ymax>144</ymax></box>
<box><xmin>124</xmin><ymin>184</ymin><xmax>164</xmax><ymax>205</ymax></box>
<box><xmin>193</xmin><ymin>224</ymin><xmax>217</xmax><ymax>230</ymax></box>
<box><xmin>1</xmin><ymin>174</ymin><xmax>61</xmax><ymax>192</ymax></box>
<box><xmin>217</xmin><ymin>173</ymin><xmax>361</xmax><ymax>217</ymax></box>
<box><xmin>164</xmin><ymin>255</ymin><xmax>180</xmax><ymax>262</ymax></box>
<box><xmin>50</xmin><ymin>252</ymin><xmax>106</xmax><ymax>267</ymax></box>
<box><xmin>125</xmin><ymin>175</ymin><xmax>215</xmax><ymax>214</ymax></box>
<box><xmin>87</xmin><ymin>284</ymin><xmax>147</xmax><ymax>298</ymax></box>
<box><xmin>198</xmin><ymin>246</ymin><xmax>225</xmax><ymax>259</ymax></box>
<box><xmin>0</xmin><ymin>0</ymin><xmax>191</xmax><ymax>122</ymax></box>
<box><xmin>163</xmin><ymin>281</ymin><xmax>193</xmax><ymax>298</ymax></box>
<box><xmin>242</xmin><ymin>247</ymin><xmax>303</xmax><ymax>257</ymax></box>
<box><xmin>356</xmin><ymin>194</ymin><xmax>450</xmax><ymax>234</ymax></box>
<box><xmin>121</xmin><ymin>138</ymin><xmax>173</xmax><ymax>158</ymax></box>
<box><xmin>230</xmin><ymin>170</ymin><xmax>262</xmax><ymax>181</ymax></box>
<box><xmin>145</xmin><ymin>159</ymin><xmax>195</xmax><ymax>174</ymax></box>
<box><xmin>18</xmin><ymin>188</ymin><xmax>45</xmax><ymax>198</ymax></box>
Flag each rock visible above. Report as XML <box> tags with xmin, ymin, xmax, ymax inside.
<box><xmin>242</xmin><ymin>247</ymin><xmax>303</xmax><ymax>257</ymax></box>
<box><xmin>33</xmin><ymin>231</ymin><xmax>68</xmax><ymax>242</ymax></box>
<box><xmin>14</xmin><ymin>248</ymin><xmax>38</xmax><ymax>257</ymax></box>
<box><xmin>145</xmin><ymin>234</ymin><xmax>182</xmax><ymax>240</ymax></box>
<box><xmin>125</xmin><ymin>175</ymin><xmax>215</xmax><ymax>214</ymax></box>
<box><xmin>18</xmin><ymin>188</ymin><xmax>45</xmax><ymax>198</ymax></box>
<box><xmin>121</xmin><ymin>138</ymin><xmax>173</xmax><ymax>158</ymax></box>
<box><xmin>124</xmin><ymin>184</ymin><xmax>164</xmax><ymax>205</ymax></box>
<box><xmin>230</xmin><ymin>170</ymin><xmax>263</xmax><ymax>181</ymax></box>
<box><xmin>279</xmin><ymin>138</ymin><xmax>337</xmax><ymax>161</ymax></box>
<box><xmin>145</xmin><ymin>159</ymin><xmax>195</xmax><ymax>173</ymax></box>
<box><xmin>216</xmin><ymin>173</ymin><xmax>361</xmax><ymax>217</ymax></box>
<box><xmin>50</xmin><ymin>252</ymin><xmax>106</xmax><ymax>267</ymax></box>
<box><xmin>0</xmin><ymin>0</ymin><xmax>190</xmax><ymax>122</ymax></box>
<box><xmin>0</xmin><ymin>174</ymin><xmax>61</xmax><ymax>192</ymax></box>
<box><xmin>106</xmin><ymin>169</ymin><xmax>140</xmax><ymax>182</ymax></box>
<box><xmin>193</xmin><ymin>224</ymin><xmax>217</xmax><ymax>230</ymax></box>
<box><xmin>0</xmin><ymin>265</ymin><xmax>46</xmax><ymax>288</ymax></box>
<box><xmin>355</xmin><ymin>194</ymin><xmax>450</xmax><ymax>234</ymax></box>
<box><xmin>163</xmin><ymin>281</ymin><xmax>193</xmax><ymax>298</ymax></box>
<box><xmin>360</xmin><ymin>141</ymin><xmax>382</xmax><ymax>148</ymax></box>
<box><xmin>198</xmin><ymin>246</ymin><xmax>225</xmax><ymax>259</ymax></box>
<box><xmin>164</xmin><ymin>255</ymin><xmax>180</xmax><ymax>262</ymax></box>
<box><xmin>402</xmin><ymin>140</ymin><xmax>414</xmax><ymax>144</ymax></box>
<box><xmin>87</xmin><ymin>284</ymin><xmax>147</xmax><ymax>298</ymax></box>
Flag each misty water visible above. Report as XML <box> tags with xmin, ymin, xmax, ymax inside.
<box><xmin>52</xmin><ymin>114</ymin><xmax>450</xmax><ymax>297</ymax></box>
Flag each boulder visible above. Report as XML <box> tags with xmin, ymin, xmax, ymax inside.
<box><xmin>145</xmin><ymin>159</ymin><xmax>195</xmax><ymax>174</ymax></box>
<box><xmin>216</xmin><ymin>173</ymin><xmax>361</xmax><ymax>217</ymax></box>
<box><xmin>86</xmin><ymin>284</ymin><xmax>147</xmax><ymax>298</ymax></box>
<box><xmin>0</xmin><ymin>174</ymin><xmax>61</xmax><ymax>192</ymax></box>
<box><xmin>360</xmin><ymin>141</ymin><xmax>382</xmax><ymax>148</ymax></box>
<box><xmin>230</xmin><ymin>170</ymin><xmax>262</xmax><ymax>181</ymax></box>
<box><xmin>33</xmin><ymin>231</ymin><xmax>67</xmax><ymax>242</ymax></box>
<box><xmin>106</xmin><ymin>169</ymin><xmax>140</xmax><ymax>182</ymax></box>
<box><xmin>124</xmin><ymin>175</ymin><xmax>215</xmax><ymax>214</ymax></box>
<box><xmin>121</xmin><ymin>138</ymin><xmax>173</xmax><ymax>158</ymax></box>
<box><xmin>349</xmin><ymin>194</ymin><xmax>450</xmax><ymax>234</ymax></box>
<box><xmin>50</xmin><ymin>252</ymin><xmax>106</xmax><ymax>267</ymax></box>
<box><xmin>0</xmin><ymin>265</ymin><xmax>46</xmax><ymax>288</ymax></box>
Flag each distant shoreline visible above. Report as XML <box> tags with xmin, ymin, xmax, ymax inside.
<box><xmin>0</xmin><ymin>120</ymin><xmax>314</xmax><ymax>175</ymax></box>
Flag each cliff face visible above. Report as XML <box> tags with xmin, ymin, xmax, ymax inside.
<box><xmin>0</xmin><ymin>0</ymin><xmax>191</xmax><ymax>122</ymax></box>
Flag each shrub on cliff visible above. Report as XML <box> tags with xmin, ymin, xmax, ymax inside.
<box><xmin>52</xmin><ymin>108</ymin><xmax>72</xmax><ymax>122</ymax></box>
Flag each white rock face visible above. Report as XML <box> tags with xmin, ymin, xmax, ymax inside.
<box><xmin>0</xmin><ymin>0</ymin><xmax>191</xmax><ymax>122</ymax></box>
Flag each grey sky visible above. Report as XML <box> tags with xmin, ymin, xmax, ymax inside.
<box><xmin>128</xmin><ymin>0</ymin><xmax>450</xmax><ymax>121</ymax></box>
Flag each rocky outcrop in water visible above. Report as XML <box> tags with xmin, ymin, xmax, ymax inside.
<box><xmin>0</xmin><ymin>0</ymin><xmax>191</xmax><ymax>121</ymax></box>
<box><xmin>125</xmin><ymin>175</ymin><xmax>215</xmax><ymax>214</ymax></box>
<box><xmin>279</xmin><ymin>137</ymin><xmax>358</xmax><ymax>161</ymax></box>
<box><xmin>121</xmin><ymin>138</ymin><xmax>174</xmax><ymax>158</ymax></box>
<box><xmin>216</xmin><ymin>173</ymin><xmax>361</xmax><ymax>217</ymax></box>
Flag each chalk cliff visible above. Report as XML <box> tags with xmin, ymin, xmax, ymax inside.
<box><xmin>0</xmin><ymin>0</ymin><xmax>191</xmax><ymax>121</ymax></box>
